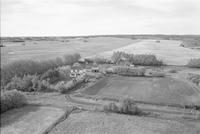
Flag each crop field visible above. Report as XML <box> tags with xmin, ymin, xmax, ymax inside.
<box><xmin>83</xmin><ymin>76</ymin><xmax>200</xmax><ymax>105</ymax></box>
<box><xmin>1</xmin><ymin>37</ymin><xmax>136</xmax><ymax>65</ymax></box>
<box><xmin>49</xmin><ymin>111</ymin><xmax>200</xmax><ymax>134</ymax></box>
<box><xmin>100</xmin><ymin>39</ymin><xmax>200</xmax><ymax>65</ymax></box>
<box><xmin>2</xmin><ymin>37</ymin><xmax>200</xmax><ymax>66</ymax></box>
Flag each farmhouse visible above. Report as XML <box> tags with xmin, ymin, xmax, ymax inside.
<box><xmin>91</xmin><ymin>67</ymin><xmax>99</xmax><ymax>72</ymax></box>
<box><xmin>78</xmin><ymin>58</ymin><xmax>86</xmax><ymax>64</ymax></box>
<box><xmin>70</xmin><ymin>62</ymin><xmax>83</xmax><ymax>77</ymax></box>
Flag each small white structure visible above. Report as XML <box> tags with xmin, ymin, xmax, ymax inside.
<box><xmin>91</xmin><ymin>67</ymin><xmax>99</xmax><ymax>73</ymax></box>
<box><xmin>70</xmin><ymin>62</ymin><xmax>82</xmax><ymax>78</ymax></box>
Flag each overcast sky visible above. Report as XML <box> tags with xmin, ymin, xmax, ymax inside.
<box><xmin>1</xmin><ymin>0</ymin><xmax>200</xmax><ymax>36</ymax></box>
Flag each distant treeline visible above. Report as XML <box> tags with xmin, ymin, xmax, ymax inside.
<box><xmin>2</xmin><ymin>35</ymin><xmax>200</xmax><ymax>47</ymax></box>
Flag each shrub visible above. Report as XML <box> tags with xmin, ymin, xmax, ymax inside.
<box><xmin>103</xmin><ymin>102</ymin><xmax>119</xmax><ymax>113</ymax></box>
<box><xmin>168</xmin><ymin>69</ymin><xmax>178</xmax><ymax>73</ymax></box>
<box><xmin>120</xmin><ymin>98</ymin><xmax>142</xmax><ymax>115</ymax></box>
<box><xmin>5</xmin><ymin>75</ymin><xmax>35</xmax><ymax>92</ymax></box>
<box><xmin>187</xmin><ymin>73</ymin><xmax>200</xmax><ymax>86</ymax></box>
<box><xmin>103</xmin><ymin>98</ymin><xmax>142</xmax><ymax>115</ymax></box>
<box><xmin>40</xmin><ymin>69</ymin><xmax>60</xmax><ymax>84</ymax></box>
<box><xmin>56</xmin><ymin>76</ymin><xmax>85</xmax><ymax>93</ymax></box>
<box><xmin>1</xmin><ymin>90</ymin><xmax>27</xmax><ymax>113</ymax></box>
<box><xmin>113</xmin><ymin>66</ymin><xmax>145</xmax><ymax>76</ymax></box>
<box><xmin>57</xmin><ymin>66</ymin><xmax>71</xmax><ymax>81</ymax></box>
<box><xmin>4</xmin><ymin>74</ymin><xmax>54</xmax><ymax>92</ymax></box>
<box><xmin>187</xmin><ymin>58</ymin><xmax>200</xmax><ymax>68</ymax></box>
<box><xmin>37</xmin><ymin>80</ymin><xmax>54</xmax><ymax>92</ymax></box>
<box><xmin>147</xmin><ymin>70</ymin><xmax>165</xmax><ymax>77</ymax></box>
<box><xmin>54</xmin><ymin>81</ymin><xmax>66</xmax><ymax>92</ymax></box>
<box><xmin>5</xmin><ymin>75</ymin><xmax>33</xmax><ymax>91</ymax></box>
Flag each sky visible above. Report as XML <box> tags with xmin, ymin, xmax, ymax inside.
<box><xmin>1</xmin><ymin>0</ymin><xmax>200</xmax><ymax>36</ymax></box>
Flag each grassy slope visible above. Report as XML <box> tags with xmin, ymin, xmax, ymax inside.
<box><xmin>83</xmin><ymin>76</ymin><xmax>200</xmax><ymax>105</ymax></box>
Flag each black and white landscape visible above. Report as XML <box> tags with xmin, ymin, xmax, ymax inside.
<box><xmin>1</xmin><ymin>0</ymin><xmax>200</xmax><ymax>134</ymax></box>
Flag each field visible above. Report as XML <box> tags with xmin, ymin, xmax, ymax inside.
<box><xmin>83</xmin><ymin>76</ymin><xmax>200</xmax><ymax>105</ymax></box>
<box><xmin>1</xmin><ymin>37</ymin><xmax>136</xmax><ymax>65</ymax></box>
<box><xmin>100</xmin><ymin>39</ymin><xmax>200</xmax><ymax>65</ymax></box>
<box><xmin>49</xmin><ymin>111</ymin><xmax>200</xmax><ymax>134</ymax></box>
<box><xmin>2</xmin><ymin>36</ymin><xmax>200</xmax><ymax>66</ymax></box>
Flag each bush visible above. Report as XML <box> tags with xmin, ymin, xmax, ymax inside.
<box><xmin>103</xmin><ymin>102</ymin><xmax>119</xmax><ymax>113</ymax></box>
<box><xmin>147</xmin><ymin>70</ymin><xmax>165</xmax><ymax>77</ymax></box>
<box><xmin>168</xmin><ymin>69</ymin><xmax>178</xmax><ymax>73</ymax></box>
<box><xmin>120</xmin><ymin>98</ymin><xmax>142</xmax><ymax>115</ymax></box>
<box><xmin>37</xmin><ymin>80</ymin><xmax>54</xmax><ymax>92</ymax></box>
<box><xmin>56</xmin><ymin>76</ymin><xmax>85</xmax><ymax>93</ymax></box>
<box><xmin>103</xmin><ymin>98</ymin><xmax>142</xmax><ymax>115</ymax></box>
<box><xmin>187</xmin><ymin>58</ymin><xmax>200</xmax><ymax>68</ymax></box>
<box><xmin>5</xmin><ymin>75</ymin><xmax>36</xmax><ymax>92</ymax></box>
<box><xmin>4</xmin><ymin>74</ymin><xmax>55</xmax><ymax>92</ymax></box>
<box><xmin>40</xmin><ymin>69</ymin><xmax>60</xmax><ymax>84</ymax></box>
<box><xmin>187</xmin><ymin>73</ymin><xmax>200</xmax><ymax>86</ymax></box>
<box><xmin>113</xmin><ymin>66</ymin><xmax>145</xmax><ymax>76</ymax></box>
<box><xmin>1</xmin><ymin>90</ymin><xmax>27</xmax><ymax>113</ymax></box>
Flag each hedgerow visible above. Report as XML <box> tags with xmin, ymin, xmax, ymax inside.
<box><xmin>111</xmin><ymin>51</ymin><xmax>163</xmax><ymax>66</ymax></box>
<box><xmin>103</xmin><ymin>98</ymin><xmax>143</xmax><ymax>115</ymax></box>
<box><xmin>112</xmin><ymin>66</ymin><xmax>145</xmax><ymax>76</ymax></box>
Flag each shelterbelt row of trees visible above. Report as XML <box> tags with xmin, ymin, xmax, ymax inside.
<box><xmin>1</xmin><ymin>53</ymin><xmax>81</xmax><ymax>88</ymax></box>
<box><xmin>111</xmin><ymin>51</ymin><xmax>164</xmax><ymax>66</ymax></box>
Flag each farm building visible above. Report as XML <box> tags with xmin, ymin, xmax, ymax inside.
<box><xmin>78</xmin><ymin>58</ymin><xmax>86</xmax><ymax>64</ymax></box>
<box><xmin>91</xmin><ymin>67</ymin><xmax>100</xmax><ymax>72</ymax></box>
<box><xmin>70</xmin><ymin>62</ymin><xmax>83</xmax><ymax>78</ymax></box>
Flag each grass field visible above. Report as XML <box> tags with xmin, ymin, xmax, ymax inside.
<box><xmin>100</xmin><ymin>39</ymin><xmax>200</xmax><ymax>65</ymax></box>
<box><xmin>1</xmin><ymin>37</ymin><xmax>136</xmax><ymax>65</ymax></box>
<box><xmin>83</xmin><ymin>76</ymin><xmax>200</xmax><ymax>105</ymax></box>
<box><xmin>49</xmin><ymin>111</ymin><xmax>200</xmax><ymax>134</ymax></box>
